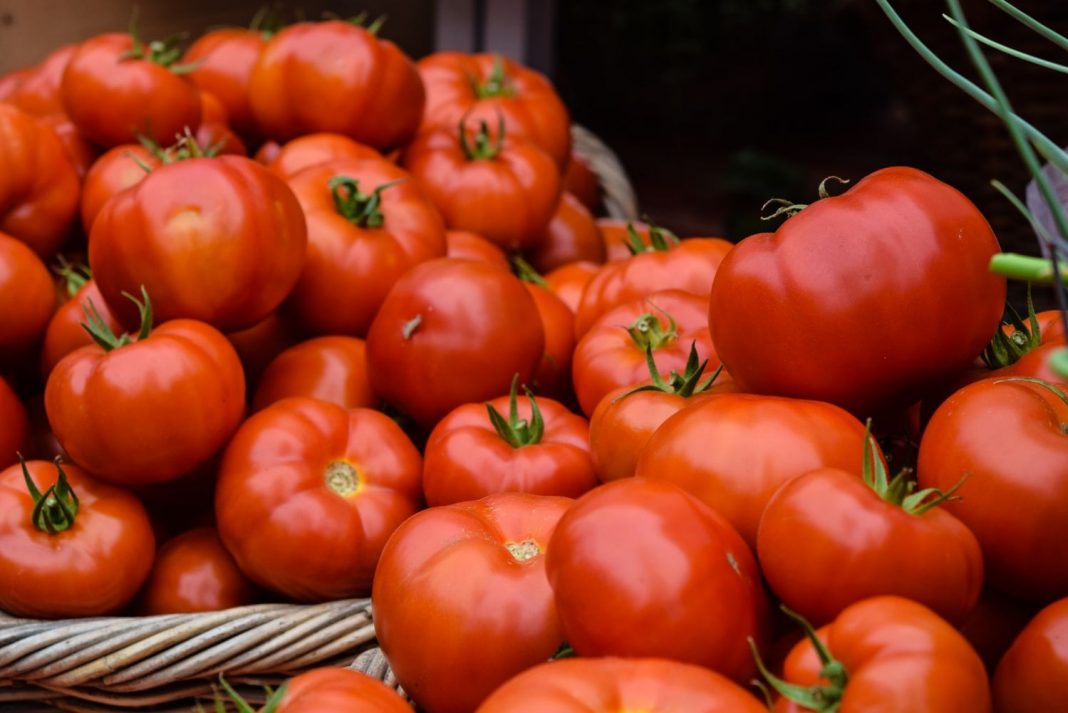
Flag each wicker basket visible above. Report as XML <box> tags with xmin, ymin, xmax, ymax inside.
<box><xmin>0</xmin><ymin>125</ymin><xmax>636</xmax><ymax>713</ymax></box>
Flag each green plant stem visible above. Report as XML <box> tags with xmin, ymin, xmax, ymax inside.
<box><xmin>988</xmin><ymin>0</ymin><xmax>1068</xmax><ymax>52</ymax></box>
<box><xmin>989</xmin><ymin>253</ymin><xmax>1068</xmax><ymax>283</ymax></box>
<box><xmin>942</xmin><ymin>14</ymin><xmax>1068</xmax><ymax>74</ymax></box>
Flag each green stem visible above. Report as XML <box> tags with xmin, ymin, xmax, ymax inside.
<box><xmin>80</xmin><ymin>286</ymin><xmax>152</xmax><ymax>352</ymax></box>
<box><xmin>512</xmin><ymin>255</ymin><xmax>550</xmax><ymax>289</ymax></box>
<box><xmin>989</xmin><ymin>253</ymin><xmax>1068</xmax><ymax>283</ymax></box>
<box><xmin>750</xmin><ymin>607</ymin><xmax>848</xmax><ymax>713</ymax></box>
<box><xmin>1050</xmin><ymin>347</ymin><xmax>1068</xmax><ymax>380</ymax></box>
<box><xmin>941</xmin><ymin>14</ymin><xmax>1068</xmax><ymax>74</ymax></box>
<box><xmin>329</xmin><ymin>176</ymin><xmax>404</xmax><ymax>228</ymax></box>
<box><xmin>20</xmin><ymin>455</ymin><xmax>79</xmax><ymax>534</ymax></box>
<box><xmin>485</xmin><ymin>375</ymin><xmax>544</xmax><ymax>447</ymax></box>
<box><xmin>459</xmin><ymin>113</ymin><xmax>505</xmax><ymax>161</ymax></box>
<box><xmin>626</xmin><ymin>312</ymin><xmax>677</xmax><ymax>351</ymax></box>
<box><xmin>474</xmin><ymin>55</ymin><xmax>515</xmax><ymax>98</ymax></box>
<box><xmin>987</xmin><ymin>0</ymin><xmax>1068</xmax><ymax>53</ymax></box>
<box><xmin>53</xmin><ymin>257</ymin><xmax>91</xmax><ymax>298</ymax></box>
<box><xmin>614</xmin><ymin>341</ymin><xmax>721</xmax><ymax>402</ymax></box>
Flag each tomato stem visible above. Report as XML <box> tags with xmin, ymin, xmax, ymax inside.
<box><xmin>20</xmin><ymin>455</ymin><xmax>80</xmax><ymax>534</ymax></box>
<box><xmin>329</xmin><ymin>175</ymin><xmax>404</xmax><ymax>228</ymax></box>
<box><xmin>474</xmin><ymin>55</ymin><xmax>515</xmax><ymax>98</ymax></box>
<box><xmin>750</xmin><ymin>607</ymin><xmax>848</xmax><ymax>713</ymax></box>
<box><xmin>626</xmin><ymin>311</ymin><xmax>677</xmax><ymax>352</ymax></box>
<box><xmin>459</xmin><ymin>113</ymin><xmax>505</xmax><ymax>161</ymax></box>
<box><xmin>615</xmin><ymin>341</ymin><xmax>721</xmax><ymax>402</ymax></box>
<box><xmin>53</xmin><ymin>256</ymin><xmax>91</xmax><ymax>299</ymax></box>
<box><xmin>402</xmin><ymin>314</ymin><xmax>423</xmax><ymax>340</ymax></box>
<box><xmin>623</xmin><ymin>221</ymin><xmax>678</xmax><ymax>255</ymax></box>
<box><xmin>120</xmin><ymin>7</ymin><xmax>200</xmax><ymax>72</ymax></box>
<box><xmin>982</xmin><ymin>284</ymin><xmax>1042</xmax><ymax>369</ymax></box>
<box><xmin>485</xmin><ymin>374</ymin><xmax>544</xmax><ymax>448</ymax></box>
<box><xmin>989</xmin><ymin>252</ymin><xmax>1068</xmax><ymax>283</ymax></box>
<box><xmin>512</xmin><ymin>255</ymin><xmax>550</xmax><ymax>289</ymax></box>
<box><xmin>80</xmin><ymin>286</ymin><xmax>152</xmax><ymax>352</ymax></box>
<box><xmin>216</xmin><ymin>674</ymin><xmax>286</xmax><ymax>713</ymax></box>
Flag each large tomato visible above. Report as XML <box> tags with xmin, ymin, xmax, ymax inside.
<box><xmin>0</xmin><ymin>458</ymin><xmax>155</xmax><ymax>618</ymax></box>
<box><xmin>562</xmin><ymin>148</ymin><xmax>600</xmax><ymax>213</ymax></box>
<box><xmin>993</xmin><ymin>597</ymin><xmax>1068</xmax><ymax>713</ymax></box>
<box><xmin>39</xmin><ymin>112</ymin><xmax>96</xmax><ymax>178</ymax></box>
<box><xmin>253</xmin><ymin>336</ymin><xmax>376</xmax><ymax>412</ymax></box>
<box><xmin>216</xmin><ymin>398</ymin><xmax>422</xmax><ymax>601</ymax></box>
<box><xmin>366</xmin><ymin>258</ymin><xmax>545</xmax><ymax>428</ymax></box>
<box><xmin>138</xmin><ymin>526</ymin><xmax>257</xmax><ymax>614</ymax></box>
<box><xmin>266</xmin><ymin>133</ymin><xmax>383</xmax><ymax>178</ymax></box>
<box><xmin>0</xmin><ymin>231</ymin><xmax>55</xmax><ymax>360</ymax></box>
<box><xmin>224</xmin><ymin>312</ymin><xmax>298</xmax><ymax>392</ymax></box>
<box><xmin>709</xmin><ymin>167</ymin><xmax>1005</xmax><ymax>416</ymax></box>
<box><xmin>249</xmin><ymin>20</ymin><xmax>424</xmax><ymax>149</ymax></box>
<box><xmin>545</xmin><ymin>261</ymin><xmax>600</xmax><ymax>314</ymax></box>
<box><xmin>79</xmin><ymin>142</ymin><xmax>161</xmax><ymax>233</ymax></box>
<box><xmin>512</xmin><ymin>259</ymin><xmax>577</xmax><ymax>400</ymax></box>
<box><xmin>445</xmin><ymin>229</ymin><xmax>511</xmax><ymax>271</ymax></box>
<box><xmin>372</xmin><ymin>492</ymin><xmax>572</xmax><ymax>713</ymax></box>
<box><xmin>182</xmin><ymin>27</ymin><xmax>266</xmax><ymax>139</ymax></box>
<box><xmin>40</xmin><ymin>277</ymin><xmax>123</xmax><ymax>378</ymax></box>
<box><xmin>272</xmin><ymin>668</ymin><xmax>411</xmax><ymax>713</ymax></box>
<box><xmin>7</xmin><ymin>44</ymin><xmax>77</xmax><ymax>117</ymax></box>
<box><xmin>527</xmin><ymin>191</ymin><xmax>605</xmax><ymax>272</ymax></box>
<box><xmin>0</xmin><ymin>377</ymin><xmax>28</xmax><ymax>468</ymax></box>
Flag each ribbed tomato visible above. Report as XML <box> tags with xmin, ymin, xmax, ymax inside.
<box><xmin>253</xmin><ymin>336</ymin><xmax>376</xmax><ymax>412</ymax></box>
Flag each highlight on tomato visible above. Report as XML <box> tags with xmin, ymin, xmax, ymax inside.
<box><xmin>993</xmin><ymin>596</ymin><xmax>1068</xmax><ymax>713</ymax></box>
<box><xmin>253</xmin><ymin>336</ymin><xmax>377</xmax><ymax>413</ymax></box>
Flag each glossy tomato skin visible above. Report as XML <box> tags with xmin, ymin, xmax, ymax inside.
<box><xmin>250</xmin><ymin>21</ymin><xmax>424</xmax><ymax>149</ymax></box>
<box><xmin>0</xmin><ymin>103</ymin><xmax>79</xmax><ymax>257</ymax></box>
<box><xmin>0</xmin><ymin>460</ymin><xmax>155</xmax><ymax>618</ymax></box>
<box><xmin>183</xmin><ymin>28</ymin><xmax>265</xmax><ymax>139</ymax></box>
<box><xmin>139</xmin><ymin>526</ymin><xmax>258</xmax><ymax>614</ymax></box>
<box><xmin>284</xmin><ymin>157</ymin><xmax>445</xmax><ymax>336</ymax></box>
<box><xmin>993</xmin><ymin>597</ymin><xmax>1068</xmax><ymax>713</ymax></box>
<box><xmin>0</xmin><ymin>232</ymin><xmax>55</xmax><ymax>358</ymax></box>
<box><xmin>528</xmin><ymin>192</ymin><xmax>605</xmax><ymax>273</ymax></box>
<box><xmin>547</xmin><ymin>478</ymin><xmax>768</xmax><ymax>682</ymax></box>
<box><xmin>40</xmin><ymin>279</ymin><xmax>122</xmax><ymax>378</ymax></box>
<box><xmin>918</xmin><ymin>377</ymin><xmax>1068</xmax><ymax>601</ymax></box>
<box><xmin>476</xmin><ymin>657</ymin><xmax>767</xmax><ymax>713</ymax></box>
<box><xmin>267</xmin><ymin>133</ymin><xmax>383</xmax><ymax>178</ymax></box>
<box><xmin>45</xmin><ymin>319</ymin><xmax>246</xmax><ymax>485</ymax></box>
<box><xmin>562</xmin><ymin>149</ymin><xmax>600</xmax><ymax>213</ymax></box>
<box><xmin>372</xmin><ymin>492</ymin><xmax>572</xmax><ymax>713</ymax></box>
<box><xmin>710</xmin><ymin>167</ymin><xmax>1005</xmax><ymax>416</ymax></box>
<box><xmin>7</xmin><ymin>44</ymin><xmax>77</xmax><ymax>117</ymax></box>
<box><xmin>79</xmin><ymin>143</ymin><xmax>160</xmax><ymax>234</ymax></box>
<box><xmin>39</xmin><ymin>113</ymin><xmax>96</xmax><ymax>179</ymax></box>
<box><xmin>366</xmin><ymin>258</ymin><xmax>545</xmax><ymax>428</ymax></box>
<box><xmin>757</xmin><ymin>466</ymin><xmax>983</xmax><ymax>626</ymax></box>
<box><xmin>775</xmin><ymin>596</ymin><xmax>990</xmax><ymax>712</ymax></box>
<box><xmin>526</xmin><ymin>282</ymin><xmax>576</xmax><ymax>400</ymax></box>
<box><xmin>61</xmin><ymin>33</ymin><xmax>201</xmax><ymax>148</ymax></box>
<box><xmin>275</xmin><ymin>668</ymin><xmax>411</xmax><ymax>713</ymax></box>
<box><xmin>90</xmin><ymin>155</ymin><xmax>307</xmax><ymax>332</ymax></box>
<box><xmin>253</xmin><ymin>336</ymin><xmax>376</xmax><ymax>412</ymax></box>
<box><xmin>445</xmin><ymin>229</ymin><xmax>511</xmax><ymax>271</ymax></box>
<box><xmin>545</xmin><ymin>261</ymin><xmax>600</xmax><ymax>314</ymax></box>
<box><xmin>0</xmin><ymin>376</ymin><xmax>28</xmax><ymax>468</ymax></box>
<box><xmin>217</xmin><ymin>398</ymin><xmax>422</xmax><ymax>601</ymax></box>
<box><xmin>635</xmin><ymin>393</ymin><xmax>872</xmax><ymax>547</ymax></box>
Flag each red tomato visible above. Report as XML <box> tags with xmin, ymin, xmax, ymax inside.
<box><xmin>38</xmin><ymin>113</ymin><xmax>96</xmax><ymax>178</ymax></box>
<box><xmin>0</xmin><ymin>103</ymin><xmax>79</xmax><ymax>257</ymax></box>
<box><xmin>0</xmin><ymin>69</ymin><xmax>30</xmax><ymax>101</ymax></box>
<box><xmin>194</xmin><ymin>90</ymin><xmax>247</xmax><ymax>157</ymax></box>
<box><xmin>0</xmin><ymin>232</ymin><xmax>55</xmax><ymax>359</ymax></box>
<box><xmin>547</xmin><ymin>478</ymin><xmax>768</xmax><ymax>682</ymax></box>
<box><xmin>950</xmin><ymin>310</ymin><xmax>1068</xmax><ymax>391</ymax></box>
<box><xmin>959</xmin><ymin>588</ymin><xmax>1040</xmax><ymax>673</ymax></box>
<box><xmin>79</xmin><ymin>143</ymin><xmax>160</xmax><ymax>234</ymax></box>
<box><xmin>217</xmin><ymin>398</ymin><xmax>422</xmax><ymax>601</ymax></box>
<box><xmin>283</xmin><ymin>157</ymin><xmax>445</xmax><ymax>336</ymax></box>
<box><xmin>0</xmin><ymin>458</ymin><xmax>155</xmax><ymax>618</ymax></box>
<box><xmin>562</xmin><ymin>149</ymin><xmax>600</xmax><ymax>213</ymax></box>
<box><xmin>528</xmin><ymin>191</ymin><xmax>605</xmax><ymax>273</ymax></box>
<box><xmin>90</xmin><ymin>155</ymin><xmax>307</xmax><ymax>331</ymax></box>
<box><xmin>366</xmin><ymin>258</ymin><xmax>545</xmax><ymax>428</ymax></box>
<box><xmin>138</xmin><ymin>526</ymin><xmax>257</xmax><ymax>614</ymax></box>
<box><xmin>526</xmin><ymin>282</ymin><xmax>576</xmax><ymax>400</ymax></box>
<box><xmin>267</xmin><ymin>133</ymin><xmax>383</xmax><ymax>178</ymax></box>
<box><xmin>249</xmin><ymin>21</ymin><xmax>424</xmax><ymax>149</ymax></box>
<box><xmin>0</xmin><ymin>377</ymin><xmax>28</xmax><ymax>468</ymax></box>
<box><xmin>993</xmin><ymin>597</ymin><xmax>1068</xmax><ymax>713</ymax></box>
<box><xmin>224</xmin><ymin>312</ymin><xmax>298</xmax><ymax>393</ymax></box>
<box><xmin>918</xmin><ymin>377</ymin><xmax>1068</xmax><ymax>601</ymax></box>
<box><xmin>253</xmin><ymin>336</ymin><xmax>376</xmax><ymax>412</ymax></box>
<box><xmin>545</xmin><ymin>261</ymin><xmax>600</xmax><ymax>314</ymax></box>
<box><xmin>40</xmin><ymin>278</ymin><xmax>122</xmax><ymax>378</ymax></box>
<box><xmin>372</xmin><ymin>492</ymin><xmax>572</xmax><ymax>713</ymax></box>
<box><xmin>418</xmin><ymin>52</ymin><xmax>571</xmax><ymax>168</ymax></box>
<box><xmin>8</xmin><ymin>44</ymin><xmax>77</xmax><ymax>117</ymax></box>
<box><xmin>598</xmin><ymin>219</ymin><xmax>653</xmax><ymax>261</ymax></box>
<box><xmin>273</xmin><ymin>668</ymin><xmax>411</xmax><ymax>713</ymax></box>
<box><xmin>709</xmin><ymin>167</ymin><xmax>1005</xmax><ymax>416</ymax></box>
<box><xmin>445</xmin><ymin>229</ymin><xmax>511</xmax><ymax>271</ymax></box>
<box><xmin>183</xmin><ymin>28</ymin><xmax>266</xmax><ymax>139</ymax></box>
<box><xmin>476</xmin><ymin>657</ymin><xmax>767</xmax><ymax>713</ymax></box>
<box><xmin>61</xmin><ymin>32</ymin><xmax>202</xmax><ymax>147</ymax></box>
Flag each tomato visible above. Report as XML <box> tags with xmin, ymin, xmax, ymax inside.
<box><xmin>0</xmin><ymin>69</ymin><xmax>30</xmax><ymax>101</ymax></box>
<box><xmin>61</xmin><ymin>32</ymin><xmax>201</xmax><ymax>147</ymax></box>
<box><xmin>8</xmin><ymin>44</ymin><xmax>77</xmax><ymax>117</ymax></box>
<box><xmin>45</xmin><ymin>295</ymin><xmax>246</xmax><ymax>485</ymax></box>
<box><xmin>90</xmin><ymin>154</ymin><xmax>307</xmax><ymax>332</ymax></box>
<box><xmin>959</xmin><ymin>588</ymin><xmax>1039</xmax><ymax>673</ymax></box>
<box><xmin>183</xmin><ymin>27</ymin><xmax>266</xmax><ymax>139</ymax></box>
<box><xmin>224</xmin><ymin>312</ymin><xmax>298</xmax><ymax>393</ymax></box>
<box><xmin>918</xmin><ymin>377</ymin><xmax>1068</xmax><ymax>602</ymax></box>
<box><xmin>572</xmin><ymin>290</ymin><xmax>717</xmax><ymax>417</ymax></box>
<box><xmin>545</xmin><ymin>261</ymin><xmax>600</xmax><ymax>314</ymax></box>
<box><xmin>372</xmin><ymin>492</ymin><xmax>572</xmax><ymax>713</ymax></box>
<box><xmin>0</xmin><ymin>458</ymin><xmax>155</xmax><ymax>618</ymax></box>
<box><xmin>194</xmin><ymin>90</ymin><xmax>247</xmax><ymax>157</ymax></box>
<box><xmin>403</xmin><ymin>118</ymin><xmax>561</xmax><ymax>252</ymax></box>
<box><xmin>267</xmin><ymin>133</ymin><xmax>383</xmax><ymax>178</ymax></box>
<box><xmin>562</xmin><ymin>149</ymin><xmax>600</xmax><ymax>213</ymax></box>
<box><xmin>477</xmin><ymin>657</ymin><xmax>767</xmax><ymax>713</ymax></box>
<box><xmin>39</xmin><ymin>113</ymin><xmax>96</xmax><ymax>178</ymax></box>
<box><xmin>445</xmin><ymin>229</ymin><xmax>511</xmax><ymax>271</ymax></box>
<box><xmin>0</xmin><ymin>231</ymin><xmax>55</xmax><ymax>361</ymax></box>
<box><xmin>526</xmin><ymin>279</ymin><xmax>577</xmax><ymax>400</ymax></box>
<box><xmin>283</xmin><ymin>157</ymin><xmax>445</xmax><ymax>336</ymax></box>
<box><xmin>138</xmin><ymin>526</ymin><xmax>257</xmax><ymax>614</ymax></box>
<box><xmin>993</xmin><ymin>597</ymin><xmax>1068</xmax><ymax>713</ymax></box>
<box><xmin>217</xmin><ymin>398</ymin><xmax>422</xmax><ymax>601</ymax></box>
<box><xmin>40</xmin><ymin>278</ymin><xmax>123</xmax><ymax>378</ymax></box>
<box><xmin>635</xmin><ymin>392</ymin><xmax>873</xmax><ymax>547</ymax></box>
<box><xmin>253</xmin><ymin>336</ymin><xmax>376</xmax><ymax>412</ymax></box>
<box><xmin>710</xmin><ymin>168</ymin><xmax>1005</xmax><ymax>416</ymax></box>
<box><xmin>547</xmin><ymin>478</ymin><xmax>768</xmax><ymax>682</ymax></box>
<box><xmin>80</xmin><ymin>143</ymin><xmax>161</xmax><ymax>233</ymax></box>
<box><xmin>528</xmin><ymin>191</ymin><xmax>605</xmax><ymax>273</ymax></box>
<box><xmin>765</xmin><ymin>596</ymin><xmax>990</xmax><ymax>712</ymax></box>
<box><xmin>366</xmin><ymin>258</ymin><xmax>545</xmax><ymax>428</ymax></box>
<box><xmin>598</xmin><ymin>219</ymin><xmax>653</xmax><ymax>261</ymax></box>
<box><xmin>418</xmin><ymin>52</ymin><xmax>571</xmax><ymax>168</ymax></box>
<box><xmin>0</xmin><ymin>103</ymin><xmax>79</xmax><ymax>257</ymax></box>
<box><xmin>272</xmin><ymin>668</ymin><xmax>412</xmax><ymax>713</ymax></box>
<box><xmin>249</xmin><ymin>21</ymin><xmax>424</xmax><ymax>149</ymax></box>
<box><xmin>0</xmin><ymin>377</ymin><xmax>28</xmax><ymax>468</ymax></box>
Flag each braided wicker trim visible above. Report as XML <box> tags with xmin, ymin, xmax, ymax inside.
<box><xmin>571</xmin><ymin>124</ymin><xmax>639</xmax><ymax>220</ymax></box>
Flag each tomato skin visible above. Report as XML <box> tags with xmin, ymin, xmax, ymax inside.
<box><xmin>253</xmin><ymin>336</ymin><xmax>376</xmax><ymax>413</ymax></box>
<box><xmin>775</xmin><ymin>596</ymin><xmax>990</xmax><ymax>713</ymax></box>
<box><xmin>45</xmin><ymin>319</ymin><xmax>246</xmax><ymax>485</ymax></box>
<box><xmin>366</xmin><ymin>258</ymin><xmax>545</xmax><ymax>428</ymax></box>
<box><xmin>993</xmin><ymin>597</ymin><xmax>1068</xmax><ymax>713</ymax></box>
<box><xmin>0</xmin><ymin>103</ymin><xmax>79</xmax><ymax>257</ymax></box>
<box><xmin>182</xmin><ymin>28</ymin><xmax>265</xmax><ymax>139</ymax></box>
<box><xmin>476</xmin><ymin>657</ymin><xmax>767</xmax><ymax>713</ymax></box>
<box><xmin>598</xmin><ymin>219</ymin><xmax>653</xmax><ymax>261</ymax></box>
<box><xmin>138</xmin><ymin>526</ymin><xmax>257</xmax><ymax>614</ymax></box>
<box><xmin>526</xmin><ymin>282</ymin><xmax>577</xmax><ymax>400</ymax></box>
<box><xmin>8</xmin><ymin>45</ymin><xmax>76</xmax><ymax>117</ymax></box>
<box><xmin>266</xmin><ymin>133</ymin><xmax>383</xmax><ymax>178</ymax></box>
<box><xmin>545</xmin><ymin>261</ymin><xmax>600</xmax><ymax>314</ymax></box>
<box><xmin>275</xmin><ymin>668</ymin><xmax>411</xmax><ymax>713</ymax></box>
<box><xmin>61</xmin><ymin>33</ymin><xmax>202</xmax><ymax>148</ymax></box>
<box><xmin>217</xmin><ymin>398</ymin><xmax>422</xmax><ymax>601</ymax></box>
<box><xmin>40</xmin><ymin>279</ymin><xmax>122</xmax><ymax>378</ymax></box>
<box><xmin>0</xmin><ymin>376</ymin><xmax>28</xmax><ymax>468</ymax></box>
<box><xmin>38</xmin><ymin>112</ymin><xmax>96</xmax><ymax>178</ymax></box>
<box><xmin>635</xmin><ymin>393</ymin><xmax>872</xmax><ymax>547</ymax></box>
<box><xmin>0</xmin><ymin>232</ymin><xmax>55</xmax><ymax>357</ymax></box>
<box><xmin>79</xmin><ymin>143</ymin><xmax>160</xmax><ymax>234</ymax></box>
<box><xmin>918</xmin><ymin>377</ymin><xmax>1068</xmax><ymax>602</ymax></box>
<box><xmin>249</xmin><ymin>21</ymin><xmax>424</xmax><ymax>149</ymax></box>
<box><xmin>372</xmin><ymin>492</ymin><xmax>572</xmax><ymax>713</ymax></box>
<box><xmin>0</xmin><ymin>460</ymin><xmax>155</xmax><ymax>618</ymax></box>
<box><xmin>562</xmin><ymin>150</ymin><xmax>600</xmax><ymax>213</ymax></box>
<box><xmin>194</xmin><ymin>90</ymin><xmax>247</xmax><ymax>157</ymax></box>
<box><xmin>547</xmin><ymin>478</ymin><xmax>768</xmax><ymax>682</ymax></box>
<box><xmin>90</xmin><ymin>155</ymin><xmax>308</xmax><ymax>332</ymax></box>
<box><xmin>445</xmin><ymin>229</ymin><xmax>511</xmax><ymax>271</ymax></box>
<box><xmin>528</xmin><ymin>192</ymin><xmax>605</xmax><ymax>273</ymax></box>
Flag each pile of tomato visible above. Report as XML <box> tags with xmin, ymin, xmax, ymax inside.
<box><xmin>1</xmin><ymin>12</ymin><xmax>1066</xmax><ymax>713</ymax></box>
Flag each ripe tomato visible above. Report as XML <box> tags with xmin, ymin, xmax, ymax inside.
<box><xmin>562</xmin><ymin>149</ymin><xmax>600</xmax><ymax>213</ymax></box>
<box><xmin>0</xmin><ymin>232</ymin><xmax>55</xmax><ymax>360</ymax></box>
<box><xmin>528</xmin><ymin>282</ymin><xmax>577</xmax><ymax>400</ymax></box>
<box><xmin>217</xmin><ymin>398</ymin><xmax>422</xmax><ymax>601</ymax></box>
<box><xmin>0</xmin><ymin>377</ymin><xmax>28</xmax><ymax>468</ymax></box>
<box><xmin>993</xmin><ymin>597</ymin><xmax>1068</xmax><ymax>713</ymax></box>
<box><xmin>7</xmin><ymin>45</ymin><xmax>77</xmax><ymax>117</ymax></box>
<box><xmin>918</xmin><ymin>377</ymin><xmax>1068</xmax><ymax>601</ymax></box>
<box><xmin>272</xmin><ymin>668</ymin><xmax>411</xmax><ymax>713</ymax></box>
<box><xmin>266</xmin><ymin>133</ymin><xmax>383</xmax><ymax>178</ymax></box>
<box><xmin>61</xmin><ymin>32</ymin><xmax>201</xmax><ymax>147</ymax></box>
<box><xmin>0</xmin><ymin>458</ymin><xmax>155</xmax><ymax>618</ymax></box>
<box><xmin>598</xmin><ymin>219</ymin><xmax>653</xmax><ymax>261</ymax></box>
<box><xmin>545</xmin><ymin>261</ymin><xmax>600</xmax><ymax>314</ymax></box>
<box><xmin>372</xmin><ymin>492</ymin><xmax>572</xmax><ymax>713</ymax></box>
<box><xmin>138</xmin><ymin>526</ymin><xmax>257</xmax><ymax>614</ymax></box>
<box><xmin>0</xmin><ymin>69</ymin><xmax>30</xmax><ymax>100</ymax></box>
<box><xmin>418</xmin><ymin>52</ymin><xmax>571</xmax><ymax>168</ymax></box>
<box><xmin>39</xmin><ymin>113</ymin><xmax>96</xmax><ymax>178</ymax></box>
<box><xmin>527</xmin><ymin>191</ymin><xmax>605</xmax><ymax>272</ymax></box>
<box><xmin>183</xmin><ymin>27</ymin><xmax>266</xmax><ymax>139</ymax></box>
<box><xmin>249</xmin><ymin>21</ymin><xmax>424</xmax><ymax>149</ymax></box>
<box><xmin>546</xmin><ymin>478</ymin><xmax>768</xmax><ymax>682</ymax></box>
<box><xmin>90</xmin><ymin>154</ymin><xmax>307</xmax><ymax>332</ymax></box>
<box><xmin>283</xmin><ymin>157</ymin><xmax>445</xmax><ymax>336</ymax></box>
<box><xmin>0</xmin><ymin>103</ymin><xmax>79</xmax><ymax>257</ymax></box>
<box><xmin>709</xmin><ymin>167</ymin><xmax>1005</xmax><ymax>416</ymax></box>
<box><xmin>40</xmin><ymin>278</ymin><xmax>122</xmax><ymax>378</ymax></box>
<box><xmin>253</xmin><ymin>336</ymin><xmax>376</xmax><ymax>412</ymax></box>
<box><xmin>79</xmin><ymin>142</ymin><xmax>160</xmax><ymax>233</ymax></box>
<box><xmin>194</xmin><ymin>90</ymin><xmax>247</xmax><ymax>157</ymax></box>
<box><xmin>366</xmin><ymin>258</ymin><xmax>545</xmax><ymax>428</ymax></box>
<box><xmin>445</xmin><ymin>229</ymin><xmax>511</xmax><ymax>271</ymax></box>
<box><xmin>224</xmin><ymin>312</ymin><xmax>298</xmax><ymax>392</ymax></box>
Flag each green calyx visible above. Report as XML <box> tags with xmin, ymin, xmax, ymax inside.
<box><xmin>982</xmin><ymin>285</ymin><xmax>1042</xmax><ymax>369</ymax></box>
<box><xmin>53</xmin><ymin>257</ymin><xmax>91</xmax><ymax>299</ymax></box>
<box><xmin>761</xmin><ymin>176</ymin><xmax>851</xmax><ymax>222</ymax></box>
<box><xmin>460</xmin><ymin>113</ymin><xmax>506</xmax><ymax>161</ymax></box>
<box><xmin>212</xmin><ymin>674</ymin><xmax>287</xmax><ymax>713</ymax></box>
<box><xmin>623</xmin><ymin>221</ymin><xmax>678</xmax><ymax>255</ymax></box>
<box><xmin>331</xmin><ymin>10</ymin><xmax>387</xmax><ymax>35</ymax></box>
<box><xmin>626</xmin><ymin>311</ymin><xmax>678</xmax><ymax>352</ymax></box>
<box><xmin>329</xmin><ymin>176</ymin><xmax>404</xmax><ymax>228</ymax></box>
<box><xmin>248</xmin><ymin>5</ymin><xmax>287</xmax><ymax>39</ymax></box>
<box><xmin>750</xmin><ymin>607</ymin><xmax>848</xmax><ymax>713</ymax></box>
<box><xmin>120</xmin><ymin>9</ymin><xmax>199</xmax><ymax>73</ymax></box>
<box><xmin>616</xmin><ymin>341</ymin><xmax>722</xmax><ymax>402</ymax></box>
<box><xmin>127</xmin><ymin>130</ymin><xmax>221</xmax><ymax>175</ymax></box>
<box><xmin>860</xmin><ymin>421</ymin><xmax>968</xmax><ymax>516</ymax></box>
<box><xmin>20</xmin><ymin>455</ymin><xmax>80</xmax><ymax>535</ymax></box>
<box><xmin>486</xmin><ymin>374</ymin><xmax>544</xmax><ymax>448</ymax></box>
<box><xmin>473</xmin><ymin>55</ymin><xmax>515</xmax><ymax>98</ymax></box>
<box><xmin>511</xmin><ymin>255</ymin><xmax>550</xmax><ymax>289</ymax></box>
<box><xmin>81</xmin><ymin>285</ymin><xmax>153</xmax><ymax>352</ymax></box>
